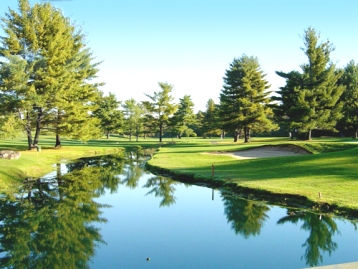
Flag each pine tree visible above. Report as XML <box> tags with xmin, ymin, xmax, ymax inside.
<box><xmin>0</xmin><ymin>0</ymin><xmax>102</xmax><ymax>149</ymax></box>
<box><xmin>122</xmin><ymin>98</ymin><xmax>144</xmax><ymax>141</ymax></box>
<box><xmin>144</xmin><ymin>82</ymin><xmax>177</xmax><ymax>142</ymax></box>
<box><xmin>219</xmin><ymin>55</ymin><xmax>277</xmax><ymax>142</ymax></box>
<box><xmin>201</xmin><ymin>99</ymin><xmax>221</xmax><ymax>138</ymax></box>
<box><xmin>275</xmin><ymin>28</ymin><xmax>344</xmax><ymax>140</ymax></box>
<box><xmin>170</xmin><ymin>95</ymin><xmax>196</xmax><ymax>138</ymax></box>
<box><xmin>92</xmin><ymin>93</ymin><xmax>123</xmax><ymax>140</ymax></box>
<box><xmin>337</xmin><ymin>60</ymin><xmax>358</xmax><ymax>138</ymax></box>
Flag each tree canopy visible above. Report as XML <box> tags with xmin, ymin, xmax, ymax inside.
<box><xmin>337</xmin><ymin>60</ymin><xmax>358</xmax><ymax>138</ymax></box>
<box><xmin>0</xmin><ymin>0</ymin><xmax>102</xmax><ymax>149</ymax></box>
<box><xmin>219</xmin><ymin>55</ymin><xmax>277</xmax><ymax>142</ymax></box>
<box><xmin>143</xmin><ymin>82</ymin><xmax>177</xmax><ymax>142</ymax></box>
<box><xmin>275</xmin><ymin>27</ymin><xmax>345</xmax><ymax>140</ymax></box>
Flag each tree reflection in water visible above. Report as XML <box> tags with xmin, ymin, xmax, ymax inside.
<box><xmin>120</xmin><ymin>149</ymin><xmax>146</xmax><ymax>189</ymax></box>
<box><xmin>0</xmin><ymin>153</ymin><xmax>129</xmax><ymax>269</ymax></box>
<box><xmin>0</xmin><ymin>152</ymin><xmax>350</xmax><ymax>268</ymax></box>
<box><xmin>221</xmin><ymin>192</ymin><xmax>270</xmax><ymax>238</ymax></box>
<box><xmin>277</xmin><ymin>211</ymin><xmax>339</xmax><ymax>267</ymax></box>
<box><xmin>143</xmin><ymin>176</ymin><xmax>179</xmax><ymax>207</ymax></box>
<box><xmin>0</xmin><ymin>174</ymin><xmax>104</xmax><ymax>268</ymax></box>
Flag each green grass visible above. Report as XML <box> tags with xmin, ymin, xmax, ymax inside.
<box><xmin>1</xmin><ymin>134</ymin><xmax>358</xmax><ymax>215</ymax></box>
<box><xmin>0</xmin><ymin>134</ymin><xmax>166</xmax><ymax>192</ymax></box>
<box><xmin>147</xmin><ymin>137</ymin><xmax>358</xmax><ymax>213</ymax></box>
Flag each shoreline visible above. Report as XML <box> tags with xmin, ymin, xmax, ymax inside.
<box><xmin>146</xmin><ymin>162</ymin><xmax>358</xmax><ymax>219</ymax></box>
<box><xmin>146</xmin><ymin>144</ymin><xmax>358</xmax><ymax>219</ymax></box>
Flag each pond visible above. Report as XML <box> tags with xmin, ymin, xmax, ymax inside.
<box><xmin>0</xmin><ymin>152</ymin><xmax>357</xmax><ymax>269</ymax></box>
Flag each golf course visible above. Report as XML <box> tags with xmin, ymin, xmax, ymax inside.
<box><xmin>0</xmin><ymin>135</ymin><xmax>357</xmax><ymax>218</ymax></box>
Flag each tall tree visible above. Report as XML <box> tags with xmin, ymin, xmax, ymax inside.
<box><xmin>337</xmin><ymin>60</ymin><xmax>358</xmax><ymax>139</ymax></box>
<box><xmin>219</xmin><ymin>55</ymin><xmax>277</xmax><ymax>142</ymax></box>
<box><xmin>92</xmin><ymin>92</ymin><xmax>123</xmax><ymax>139</ymax></box>
<box><xmin>143</xmin><ymin>82</ymin><xmax>177</xmax><ymax>142</ymax></box>
<box><xmin>0</xmin><ymin>0</ymin><xmax>102</xmax><ymax>149</ymax></box>
<box><xmin>275</xmin><ymin>28</ymin><xmax>345</xmax><ymax>140</ymax></box>
<box><xmin>170</xmin><ymin>94</ymin><xmax>196</xmax><ymax>138</ymax></box>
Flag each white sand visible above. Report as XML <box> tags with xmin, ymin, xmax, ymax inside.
<box><xmin>211</xmin><ymin>146</ymin><xmax>310</xmax><ymax>159</ymax></box>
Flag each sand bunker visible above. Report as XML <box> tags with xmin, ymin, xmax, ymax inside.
<box><xmin>212</xmin><ymin>145</ymin><xmax>310</xmax><ymax>159</ymax></box>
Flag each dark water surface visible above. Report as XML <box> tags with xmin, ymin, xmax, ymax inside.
<box><xmin>0</xmin><ymin>153</ymin><xmax>357</xmax><ymax>269</ymax></box>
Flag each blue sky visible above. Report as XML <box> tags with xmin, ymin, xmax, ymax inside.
<box><xmin>1</xmin><ymin>0</ymin><xmax>358</xmax><ymax>112</ymax></box>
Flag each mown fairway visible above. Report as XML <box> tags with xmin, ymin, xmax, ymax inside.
<box><xmin>147</xmin><ymin>137</ymin><xmax>358</xmax><ymax>212</ymax></box>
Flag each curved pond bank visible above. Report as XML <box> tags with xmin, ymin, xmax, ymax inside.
<box><xmin>2</xmin><ymin>153</ymin><xmax>356</xmax><ymax>268</ymax></box>
<box><xmin>146</xmin><ymin>144</ymin><xmax>358</xmax><ymax>219</ymax></box>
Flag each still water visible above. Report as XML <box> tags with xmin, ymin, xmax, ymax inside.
<box><xmin>0</xmin><ymin>153</ymin><xmax>357</xmax><ymax>269</ymax></box>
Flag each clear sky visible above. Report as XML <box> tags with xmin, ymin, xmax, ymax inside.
<box><xmin>1</xmin><ymin>0</ymin><xmax>358</xmax><ymax>112</ymax></box>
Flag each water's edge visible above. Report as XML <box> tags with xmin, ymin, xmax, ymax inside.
<box><xmin>146</xmin><ymin>163</ymin><xmax>358</xmax><ymax>220</ymax></box>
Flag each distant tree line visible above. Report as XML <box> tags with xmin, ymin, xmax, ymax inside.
<box><xmin>1</xmin><ymin>1</ymin><xmax>357</xmax><ymax>148</ymax></box>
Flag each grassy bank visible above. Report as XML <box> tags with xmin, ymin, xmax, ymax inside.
<box><xmin>146</xmin><ymin>137</ymin><xmax>358</xmax><ymax>215</ymax></box>
<box><xmin>0</xmin><ymin>134</ymin><xmax>164</xmax><ymax>191</ymax></box>
<box><xmin>1</xmin><ymin>135</ymin><xmax>357</xmax><ymax>216</ymax></box>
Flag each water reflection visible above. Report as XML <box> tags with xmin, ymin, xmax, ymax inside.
<box><xmin>143</xmin><ymin>176</ymin><xmax>179</xmax><ymax>207</ymax></box>
<box><xmin>221</xmin><ymin>192</ymin><xmax>270</xmax><ymax>238</ymax></box>
<box><xmin>0</xmin><ymin>153</ymin><xmax>355</xmax><ymax>268</ymax></box>
<box><xmin>278</xmin><ymin>211</ymin><xmax>339</xmax><ymax>267</ymax></box>
<box><xmin>0</xmin><ymin>165</ymin><xmax>109</xmax><ymax>269</ymax></box>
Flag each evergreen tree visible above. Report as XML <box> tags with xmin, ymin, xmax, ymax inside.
<box><xmin>275</xmin><ymin>28</ymin><xmax>344</xmax><ymax>140</ymax></box>
<box><xmin>193</xmin><ymin>110</ymin><xmax>204</xmax><ymax>137</ymax></box>
<box><xmin>0</xmin><ymin>0</ymin><xmax>102</xmax><ymax>149</ymax></box>
<box><xmin>92</xmin><ymin>92</ymin><xmax>123</xmax><ymax>139</ymax></box>
<box><xmin>337</xmin><ymin>60</ymin><xmax>358</xmax><ymax>138</ymax></box>
<box><xmin>219</xmin><ymin>55</ymin><xmax>277</xmax><ymax>142</ymax></box>
<box><xmin>170</xmin><ymin>95</ymin><xmax>196</xmax><ymax>138</ymax></box>
<box><xmin>201</xmin><ymin>98</ymin><xmax>221</xmax><ymax>138</ymax></box>
<box><xmin>143</xmin><ymin>82</ymin><xmax>177</xmax><ymax>142</ymax></box>
<box><xmin>122</xmin><ymin>98</ymin><xmax>144</xmax><ymax>141</ymax></box>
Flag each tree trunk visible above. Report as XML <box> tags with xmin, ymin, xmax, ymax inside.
<box><xmin>354</xmin><ymin>130</ymin><xmax>358</xmax><ymax>139</ymax></box>
<box><xmin>33</xmin><ymin>108</ymin><xmax>44</xmax><ymax>148</ymax></box>
<box><xmin>25</xmin><ymin>112</ymin><xmax>33</xmax><ymax>150</ymax></box>
<box><xmin>106</xmin><ymin>132</ymin><xmax>110</xmax><ymax>139</ymax></box>
<box><xmin>233</xmin><ymin>131</ymin><xmax>238</xmax><ymax>142</ymax></box>
<box><xmin>244</xmin><ymin>127</ymin><xmax>250</xmax><ymax>143</ymax></box>
<box><xmin>178</xmin><ymin>132</ymin><xmax>182</xmax><ymax>139</ymax></box>
<box><xmin>159</xmin><ymin>123</ymin><xmax>163</xmax><ymax>142</ymax></box>
<box><xmin>55</xmin><ymin>134</ymin><xmax>61</xmax><ymax>148</ymax></box>
<box><xmin>308</xmin><ymin>129</ymin><xmax>312</xmax><ymax>140</ymax></box>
